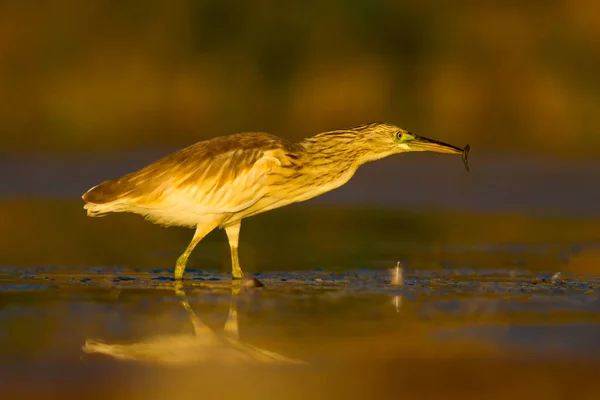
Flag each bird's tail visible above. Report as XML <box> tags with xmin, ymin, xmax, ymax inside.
<box><xmin>82</xmin><ymin>178</ymin><xmax>136</xmax><ymax>217</ymax></box>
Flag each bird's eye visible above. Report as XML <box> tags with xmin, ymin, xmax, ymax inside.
<box><xmin>395</xmin><ymin>132</ymin><xmax>403</xmax><ymax>141</ymax></box>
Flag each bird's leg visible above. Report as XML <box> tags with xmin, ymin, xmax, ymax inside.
<box><xmin>174</xmin><ymin>221</ymin><xmax>219</xmax><ymax>280</ymax></box>
<box><xmin>224</xmin><ymin>222</ymin><xmax>243</xmax><ymax>279</ymax></box>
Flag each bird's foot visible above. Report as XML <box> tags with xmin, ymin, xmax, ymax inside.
<box><xmin>174</xmin><ymin>281</ymin><xmax>185</xmax><ymax>297</ymax></box>
<box><xmin>174</xmin><ymin>260</ymin><xmax>187</xmax><ymax>281</ymax></box>
<box><xmin>232</xmin><ymin>268</ymin><xmax>264</xmax><ymax>287</ymax></box>
<box><xmin>231</xmin><ymin>266</ymin><xmax>244</xmax><ymax>280</ymax></box>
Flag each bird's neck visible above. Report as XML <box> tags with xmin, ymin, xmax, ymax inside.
<box><xmin>298</xmin><ymin>132</ymin><xmax>390</xmax><ymax>170</ymax></box>
<box><xmin>264</xmin><ymin>132</ymin><xmax>389</xmax><ymax>204</ymax></box>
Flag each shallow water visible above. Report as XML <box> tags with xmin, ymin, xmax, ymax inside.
<box><xmin>2</xmin><ymin>199</ymin><xmax>600</xmax><ymax>399</ymax></box>
<box><xmin>2</xmin><ymin>265</ymin><xmax>600</xmax><ymax>399</ymax></box>
<box><xmin>2</xmin><ymin>150</ymin><xmax>600</xmax><ymax>399</ymax></box>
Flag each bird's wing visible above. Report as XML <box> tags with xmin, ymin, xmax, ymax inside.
<box><xmin>127</xmin><ymin>146</ymin><xmax>290</xmax><ymax>214</ymax></box>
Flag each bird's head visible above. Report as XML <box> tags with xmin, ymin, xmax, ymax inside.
<box><xmin>351</xmin><ymin>122</ymin><xmax>470</xmax><ymax>170</ymax></box>
<box><xmin>358</xmin><ymin>122</ymin><xmax>462</xmax><ymax>155</ymax></box>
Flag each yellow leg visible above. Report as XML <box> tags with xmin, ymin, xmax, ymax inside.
<box><xmin>174</xmin><ymin>220</ymin><xmax>219</xmax><ymax>280</ymax></box>
<box><xmin>225</xmin><ymin>222</ymin><xmax>243</xmax><ymax>279</ymax></box>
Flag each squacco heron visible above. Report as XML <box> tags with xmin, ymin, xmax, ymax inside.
<box><xmin>82</xmin><ymin>122</ymin><xmax>469</xmax><ymax>280</ymax></box>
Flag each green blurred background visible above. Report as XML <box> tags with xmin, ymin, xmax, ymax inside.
<box><xmin>2</xmin><ymin>0</ymin><xmax>599</xmax><ymax>156</ymax></box>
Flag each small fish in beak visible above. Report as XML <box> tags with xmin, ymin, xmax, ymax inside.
<box><xmin>462</xmin><ymin>144</ymin><xmax>470</xmax><ymax>172</ymax></box>
<box><xmin>407</xmin><ymin>135</ymin><xmax>471</xmax><ymax>172</ymax></box>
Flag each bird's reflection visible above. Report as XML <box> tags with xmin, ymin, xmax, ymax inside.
<box><xmin>82</xmin><ymin>282</ymin><xmax>306</xmax><ymax>366</ymax></box>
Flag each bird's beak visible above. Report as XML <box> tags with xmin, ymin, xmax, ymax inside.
<box><xmin>406</xmin><ymin>135</ymin><xmax>471</xmax><ymax>172</ymax></box>
<box><xmin>406</xmin><ymin>135</ymin><xmax>463</xmax><ymax>155</ymax></box>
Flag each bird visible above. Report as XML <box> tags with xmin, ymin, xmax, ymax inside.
<box><xmin>82</xmin><ymin>122</ymin><xmax>469</xmax><ymax>281</ymax></box>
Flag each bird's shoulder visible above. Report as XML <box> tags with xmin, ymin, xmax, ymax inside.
<box><xmin>166</xmin><ymin>132</ymin><xmax>299</xmax><ymax>167</ymax></box>
<box><xmin>193</xmin><ymin>132</ymin><xmax>298</xmax><ymax>156</ymax></box>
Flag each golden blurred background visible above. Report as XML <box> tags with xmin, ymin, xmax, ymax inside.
<box><xmin>1</xmin><ymin>0</ymin><xmax>599</xmax><ymax>156</ymax></box>
<box><xmin>2</xmin><ymin>4</ymin><xmax>600</xmax><ymax>394</ymax></box>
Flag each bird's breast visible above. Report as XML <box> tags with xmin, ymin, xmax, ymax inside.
<box><xmin>270</xmin><ymin>164</ymin><xmax>358</xmax><ymax>204</ymax></box>
<box><xmin>219</xmin><ymin>163</ymin><xmax>358</xmax><ymax>225</ymax></box>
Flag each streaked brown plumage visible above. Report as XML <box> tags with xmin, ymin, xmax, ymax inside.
<box><xmin>83</xmin><ymin>122</ymin><xmax>469</xmax><ymax>280</ymax></box>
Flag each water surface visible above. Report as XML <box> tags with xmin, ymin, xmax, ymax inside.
<box><xmin>2</xmin><ymin>151</ymin><xmax>600</xmax><ymax>399</ymax></box>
